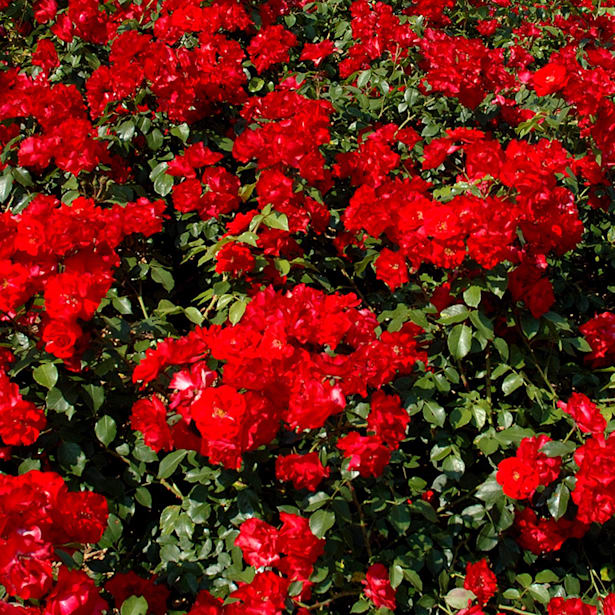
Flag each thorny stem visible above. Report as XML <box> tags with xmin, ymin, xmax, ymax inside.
<box><xmin>299</xmin><ymin>591</ymin><xmax>358</xmax><ymax>611</ymax></box>
<box><xmin>108</xmin><ymin>447</ymin><xmax>182</xmax><ymax>500</ymax></box>
<box><xmin>515</xmin><ymin>322</ymin><xmax>558</xmax><ymax>400</ymax></box>
<box><xmin>456</xmin><ymin>358</ymin><xmax>470</xmax><ymax>391</ymax></box>
<box><xmin>202</xmin><ymin>293</ymin><xmax>218</xmax><ymax>320</ymax></box>
<box><xmin>485</xmin><ymin>345</ymin><xmax>494</xmax><ymax>425</ymax></box>
<box><xmin>351</xmin><ymin>485</ymin><xmax>373</xmax><ymax>559</ymax></box>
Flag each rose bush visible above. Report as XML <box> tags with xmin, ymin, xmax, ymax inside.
<box><xmin>2</xmin><ymin>0</ymin><xmax>615</xmax><ymax>613</ymax></box>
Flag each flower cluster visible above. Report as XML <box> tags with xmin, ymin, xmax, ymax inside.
<box><xmin>132</xmin><ymin>284</ymin><xmax>424</xmax><ymax>471</ymax></box>
<box><xmin>0</xmin><ymin>471</ymin><xmax>108</xmax><ymax>612</ymax></box>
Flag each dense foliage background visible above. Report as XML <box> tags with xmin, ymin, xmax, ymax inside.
<box><xmin>2</xmin><ymin>0</ymin><xmax>615</xmax><ymax>613</ymax></box>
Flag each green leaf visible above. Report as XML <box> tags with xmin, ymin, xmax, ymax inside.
<box><xmin>263</xmin><ymin>213</ymin><xmax>289</xmax><ymax>231</ymax></box>
<box><xmin>412</xmin><ymin>499</ymin><xmax>437</xmax><ymax>523</ymax></box>
<box><xmin>13</xmin><ymin>167</ymin><xmax>33</xmax><ymax>187</ymax></box>
<box><xmin>248</xmin><ymin>77</ymin><xmax>265</xmax><ymax>92</ymax></box>
<box><xmin>0</xmin><ymin>174</ymin><xmax>13</xmax><ymax>203</ymax></box>
<box><xmin>528</xmin><ymin>583</ymin><xmax>551</xmax><ymax>604</ymax></box>
<box><xmin>158</xmin><ymin>450</ymin><xmax>187</xmax><ymax>479</ymax></box>
<box><xmin>151</xmin><ymin>266</ymin><xmax>175</xmax><ymax>291</ymax></box>
<box><xmin>149</xmin><ymin>161</ymin><xmax>168</xmax><ymax>181</ymax></box>
<box><xmin>539</xmin><ymin>440</ymin><xmax>576</xmax><ymax>457</ymax></box>
<box><xmin>423</xmin><ymin>401</ymin><xmax>446</xmax><ymax>427</ymax></box>
<box><xmin>229</xmin><ymin>299</ymin><xmax>248</xmax><ymax>325</ymax></box>
<box><xmin>184</xmin><ymin>306</ymin><xmax>204</xmax><ymax>325</ymax></box>
<box><xmin>357</xmin><ymin>70</ymin><xmax>371</xmax><ymax>88</ymax></box>
<box><xmin>309</xmin><ymin>509</ymin><xmax>335</xmax><ymax>538</ymax></box>
<box><xmin>445</xmin><ymin>588</ymin><xmax>476</xmax><ymax>609</ymax></box>
<box><xmin>469</xmin><ymin>310</ymin><xmax>494</xmax><ymax>340</ymax></box>
<box><xmin>33</xmin><ymin>363</ymin><xmax>58</xmax><ymax>389</ymax></box>
<box><xmin>448</xmin><ymin>324</ymin><xmax>472</xmax><ymax>359</ymax></box>
<box><xmin>403</xmin><ymin>568</ymin><xmax>423</xmax><ymax>591</ymax></box>
<box><xmin>502</xmin><ymin>372</ymin><xmax>523</xmax><ymax>396</ymax></box>
<box><xmin>389</xmin><ymin>505</ymin><xmax>411</xmax><ymax>533</ymax></box>
<box><xmin>135</xmin><ymin>487</ymin><xmax>152</xmax><ymax>508</ymax></box>
<box><xmin>547</xmin><ymin>483</ymin><xmax>570</xmax><ymax>520</ymax></box>
<box><xmin>516</xmin><ymin>573</ymin><xmax>532</xmax><ymax>588</ymax></box>
<box><xmin>439</xmin><ymin>304</ymin><xmax>469</xmax><ymax>324</ymax></box>
<box><xmin>535</xmin><ymin>570</ymin><xmax>559</xmax><ymax>583</ymax></box>
<box><xmin>95</xmin><ymin>416</ymin><xmax>117</xmax><ymax>446</ymax></box>
<box><xmin>58</xmin><ymin>442</ymin><xmax>86</xmax><ymax>477</ymax></box>
<box><xmin>475</xmin><ymin>477</ymin><xmax>503</xmax><ymax>504</ymax></box>
<box><xmin>120</xmin><ymin>596</ymin><xmax>148</xmax><ymax>615</ymax></box>
<box><xmin>476</xmin><ymin>523</ymin><xmax>498</xmax><ymax>551</ymax></box>
<box><xmin>350</xmin><ymin>600</ymin><xmax>370</xmax><ymax>613</ymax></box>
<box><xmin>82</xmin><ymin>384</ymin><xmax>105</xmax><ymax>412</ymax></box>
<box><xmin>146</xmin><ymin>128</ymin><xmax>164</xmax><ymax>150</ymax></box>
<box><xmin>153</xmin><ymin>173</ymin><xmax>173</xmax><ymax>196</ymax></box>
<box><xmin>170</xmin><ymin>123</ymin><xmax>190</xmax><ymax>142</ymax></box>
<box><xmin>463</xmin><ymin>286</ymin><xmax>482</xmax><ymax>307</ymax></box>
<box><xmin>117</xmin><ymin>120</ymin><xmax>136</xmax><ymax>141</ymax></box>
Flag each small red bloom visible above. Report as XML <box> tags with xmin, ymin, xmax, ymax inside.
<box><xmin>548</xmin><ymin>597</ymin><xmax>596</xmax><ymax>615</ymax></box>
<box><xmin>234</xmin><ymin>518</ymin><xmax>280</xmax><ymax>568</ymax></box>
<box><xmin>464</xmin><ymin>559</ymin><xmax>497</xmax><ymax>605</ymax></box>
<box><xmin>215</xmin><ymin>242</ymin><xmax>254</xmax><ymax>277</ymax></box>
<box><xmin>533</xmin><ymin>63</ymin><xmax>568</xmax><ymax>97</ymax></box>
<box><xmin>337</xmin><ymin>432</ymin><xmax>391</xmax><ymax>478</ymax></box>
<box><xmin>557</xmin><ymin>392</ymin><xmax>606</xmax><ymax>435</ymax></box>
<box><xmin>43</xmin><ymin>568</ymin><xmax>107</xmax><ymax>615</ymax></box>
<box><xmin>496</xmin><ymin>456</ymin><xmax>540</xmax><ymax>500</ymax></box>
<box><xmin>375</xmin><ymin>248</ymin><xmax>409</xmax><ymax>291</ymax></box>
<box><xmin>580</xmin><ymin>312</ymin><xmax>615</xmax><ymax>367</ymax></box>
<box><xmin>363</xmin><ymin>563</ymin><xmax>396</xmax><ymax>610</ymax></box>
<box><xmin>275</xmin><ymin>452</ymin><xmax>330</xmax><ymax>491</ymax></box>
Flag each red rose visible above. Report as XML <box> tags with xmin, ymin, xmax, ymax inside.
<box><xmin>464</xmin><ymin>559</ymin><xmax>497</xmax><ymax>604</ymax></box>
<box><xmin>496</xmin><ymin>456</ymin><xmax>540</xmax><ymax>499</ymax></box>
<box><xmin>337</xmin><ymin>432</ymin><xmax>392</xmax><ymax>478</ymax></box>
<box><xmin>557</xmin><ymin>392</ymin><xmax>606</xmax><ymax>434</ymax></box>
<box><xmin>580</xmin><ymin>312</ymin><xmax>615</xmax><ymax>367</ymax></box>
<box><xmin>0</xmin><ymin>527</ymin><xmax>54</xmax><ymax>600</ymax></box>
<box><xmin>367</xmin><ymin>390</ymin><xmax>409</xmax><ymax>449</ymax></box>
<box><xmin>130</xmin><ymin>396</ymin><xmax>173</xmax><ymax>453</ymax></box>
<box><xmin>42</xmin><ymin>319</ymin><xmax>82</xmax><ymax>359</ymax></box>
<box><xmin>375</xmin><ymin>248</ymin><xmax>409</xmax><ymax>291</ymax></box>
<box><xmin>362</xmin><ymin>563</ymin><xmax>396</xmax><ymax>610</ymax></box>
<box><xmin>548</xmin><ymin>597</ymin><xmax>596</xmax><ymax>615</ymax></box>
<box><xmin>275</xmin><ymin>452</ymin><xmax>330</xmax><ymax>491</ymax></box>
<box><xmin>105</xmin><ymin>572</ymin><xmax>169</xmax><ymax>615</ymax></box>
<box><xmin>234</xmin><ymin>518</ymin><xmax>280</xmax><ymax>568</ymax></box>
<box><xmin>43</xmin><ymin>568</ymin><xmax>106</xmax><ymax>615</ymax></box>
<box><xmin>533</xmin><ymin>63</ymin><xmax>568</xmax><ymax>97</ymax></box>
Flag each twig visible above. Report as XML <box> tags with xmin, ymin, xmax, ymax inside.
<box><xmin>299</xmin><ymin>591</ymin><xmax>358</xmax><ymax>611</ymax></box>
<box><xmin>351</xmin><ymin>485</ymin><xmax>372</xmax><ymax>559</ymax></box>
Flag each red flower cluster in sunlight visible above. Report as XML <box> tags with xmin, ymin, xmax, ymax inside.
<box><xmin>514</xmin><ymin>508</ymin><xmax>589</xmax><ymax>555</ymax></box>
<box><xmin>0</xmin><ymin>366</ymin><xmax>45</xmax><ymax>447</ymax></box>
<box><xmin>580</xmin><ymin>312</ymin><xmax>615</xmax><ymax>367</ymax></box>
<box><xmin>131</xmin><ymin>284</ymin><xmax>425</xmax><ymax>470</ymax></box>
<box><xmin>363</xmin><ymin>563</ymin><xmax>396</xmax><ymax>610</ymax></box>
<box><xmin>464</xmin><ymin>559</ymin><xmax>497</xmax><ymax>605</ymax></box>
<box><xmin>496</xmin><ymin>435</ymin><xmax>561</xmax><ymax>499</ymax></box>
<box><xmin>275</xmin><ymin>452</ymin><xmax>330</xmax><ymax>491</ymax></box>
<box><xmin>234</xmin><ymin>513</ymin><xmax>324</xmax><ymax>607</ymax></box>
<box><xmin>557</xmin><ymin>392</ymin><xmax>606</xmax><ymax>434</ymax></box>
<box><xmin>0</xmin><ymin>195</ymin><xmax>165</xmax><ymax>361</ymax></box>
<box><xmin>572</xmin><ymin>433</ymin><xmax>615</xmax><ymax>524</ymax></box>
<box><xmin>0</xmin><ymin>471</ymin><xmax>108</xmax><ymax>610</ymax></box>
